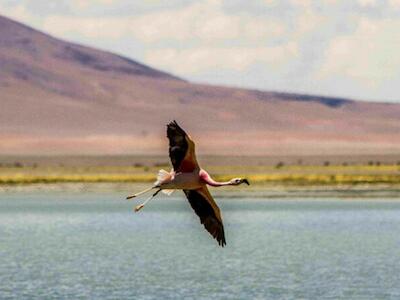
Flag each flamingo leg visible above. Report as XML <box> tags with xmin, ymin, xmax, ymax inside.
<box><xmin>134</xmin><ymin>189</ymin><xmax>162</xmax><ymax>212</ymax></box>
<box><xmin>126</xmin><ymin>186</ymin><xmax>154</xmax><ymax>200</ymax></box>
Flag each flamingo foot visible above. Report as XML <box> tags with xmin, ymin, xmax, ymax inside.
<box><xmin>134</xmin><ymin>204</ymin><xmax>144</xmax><ymax>212</ymax></box>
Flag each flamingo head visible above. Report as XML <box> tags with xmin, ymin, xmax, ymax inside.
<box><xmin>230</xmin><ymin>178</ymin><xmax>250</xmax><ymax>186</ymax></box>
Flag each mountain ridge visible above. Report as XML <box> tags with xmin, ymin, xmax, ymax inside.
<box><xmin>1</xmin><ymin>14</ymin><xmax>399</xmax><ymax>155</ymax></box>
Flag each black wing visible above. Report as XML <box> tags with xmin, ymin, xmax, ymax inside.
<box><xmin>184</xmin><ymin>187</ymin><xmax>226</xmax><ymax>247</ymax></box>
<box><xmin>166</xmin><ymin>120</ymin><xmax>197</xmax><ymax>172</ymax></box>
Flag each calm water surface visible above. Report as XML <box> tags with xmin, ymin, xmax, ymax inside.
<box><xmin>1</xmin><ymin>193</ymin><xmax>400</xmax><ymax>299</ymax></box>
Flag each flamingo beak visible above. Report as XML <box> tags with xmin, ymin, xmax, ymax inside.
<box><xmin>242</xmin><ymin>179</ymin><xmax>250</xmax><ymax>185</ymax></box>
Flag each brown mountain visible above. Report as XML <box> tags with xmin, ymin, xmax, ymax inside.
<box><xmin>1</xmin><ymin>15</ymin><xmax>399</xmax><ymax>155</ymax></box>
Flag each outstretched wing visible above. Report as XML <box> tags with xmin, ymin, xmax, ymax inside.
<box><xmin>167</xmin><ymin>121</ymin><xmax>198</xmax><ymax>172</ymax></box>
<box><xmin>183</xmin><ymin>187</ymin><xmax>226</xmax><ymax>247</ymax></box>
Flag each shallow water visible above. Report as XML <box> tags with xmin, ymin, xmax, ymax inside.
<box><xmin>1</xmin><ymin>193</ymin><xmax>400</xmax><ymax>299</ymax></box>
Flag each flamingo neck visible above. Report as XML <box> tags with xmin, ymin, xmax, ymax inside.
<box><xmin>200</xmin><ymin>170</ymin><xmax>232</xmax><ymax>187</ymax></box>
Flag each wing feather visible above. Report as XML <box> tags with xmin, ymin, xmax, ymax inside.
<box><xmin>166</xmin><ymin>121</ymin><xmax>198</xmax><ymax>172</ymax></box>
<box><xmin>183</xmin><ymin>187</ymin><xmax>226</xmax><ymax>247</ymax></box>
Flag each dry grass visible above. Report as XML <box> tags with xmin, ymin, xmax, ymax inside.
<box><xmin>1</xmin><ymin>163</ymin><xmax>399</xmax><ymax>186</ymax></box>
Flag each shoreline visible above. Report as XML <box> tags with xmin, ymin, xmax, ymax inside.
<box><xmin>1</xmin><ymin>182</ymin><xmax>399</xmax><ymax>199</ymax></box>
<box><xmin>1</xmin><ymin>160</ymin><xmax>399</xmax><ymax>198</ymax></box>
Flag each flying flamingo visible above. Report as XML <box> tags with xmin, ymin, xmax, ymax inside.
<box><xmin>126</xmin><ymin>121</ymin><xmax>249</xmax><ymax>247</ymax></box>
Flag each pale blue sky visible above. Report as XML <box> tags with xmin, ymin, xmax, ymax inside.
<box><xmin>1</xmin><ymin>0</ymin><xmax>400</xmax><ymax>103</ymax></box>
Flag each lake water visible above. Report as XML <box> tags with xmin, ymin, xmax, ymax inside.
<box><xmin>1</xmin><ymin>193</ymin><xmax>400</xmax><ymax>299</ymax></box>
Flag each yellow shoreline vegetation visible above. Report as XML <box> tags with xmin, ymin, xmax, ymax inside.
<box><xmin>1</xmin><ymin>164</ymin><xmax>399</xmax><ymax>186</ymax></box>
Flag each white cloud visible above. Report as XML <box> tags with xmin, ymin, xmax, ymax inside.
<box><xmin>290</xmin><ymin>0</ymin><xmax>312</xmax><ymax>7</ymax></box>
<box><xmin>42</xmin><ymin>15</ymin><xmax>128</xmax><ymax>39</ymax></box>
<box><xmin>317</xmin><ymin>17</ymin><xmax>400</xmax><ymax>86</ymax></box>
<box><xmin>388</xmin><ymin>0</ymin><xmax>400</xmax><ymax>9</ymax></box>
<box><xmin>322</xmin><ymin>0</ymin><xmax>340</xmax><ymax>4</ymax></box>
<box><xmin>243</xmin><ymin>19</ymin><xmax>285</xmax><ymax>39</ymax></box>
<box><xmin>264</xmin><ymin>0</ymin><xmax>276</xmax><ymax>5</ymax></box>
<box><xmin>293</xmin><ymin>8</ymin><xmax>328</xmax><ymax>37</ymax></box>
<box><xmin>0</xmin><ymin>3</ymin><xmax>36</xmax><ymax>23</ymax></box>
<box><xmin>145</xmin><ymin>43</ymin><xmax>298</xmax><ymax>74</ymax></box>
<box><xmin>71</xmin><ymin>0</ymin><xmax>118</xmax><ymax>9</ymax></box>
<box><xmin>41</xmin><ymin>1</ymin><xmax>285</xmax><ymax>42</ymax></box>
<box><xmin>357</xmin><ymin>0</ymin><xmax>377</xmax><ymax>7</ymax></box>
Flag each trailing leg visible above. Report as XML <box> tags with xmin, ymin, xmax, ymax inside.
<box><xmin>134</xmin><ymin>189</ymin><xmax>162</xmax><ymax>212</ymax></box>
